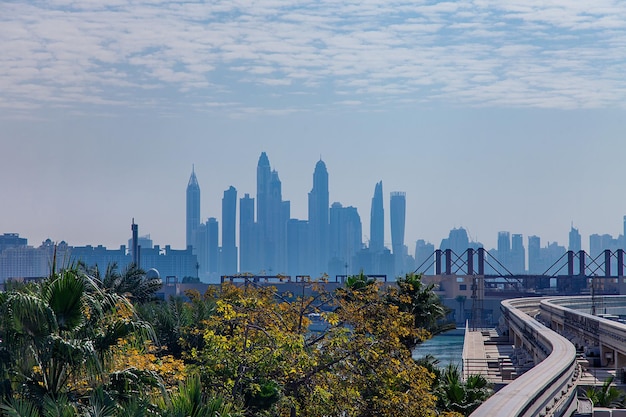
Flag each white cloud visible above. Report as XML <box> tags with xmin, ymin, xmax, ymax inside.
<box><xmin>2</xmin><ymin>0</ymin><xmax>626</xmax><ymax>116</ymax></box>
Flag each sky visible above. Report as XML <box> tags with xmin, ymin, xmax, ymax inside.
<box><xmin>2</xmin><ymin>0</ymin><xmax>626</xmax><ymax>255</ymax></box>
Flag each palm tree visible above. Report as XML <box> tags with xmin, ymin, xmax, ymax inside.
<box><xmin>0</xmin><ymin>265</ymin><xmax>154</xmax><ymax>410</ymax></box>
<box><xmin>435</xmin><ymin>364</ymin><xmax>492</xmax><ymax>416</ymax></box>
<box><xmin>393</xmin><ymin>273</ymin><xmax>454</xmax><ymax>340</ymax></box>
<box><xmin>159</xmin><ymin>374</ymin><xmax>241</xmax><ymax>417</ymax></box>
<box><xmin>81</xmin><ymin>262</ymin><xmax>162</xmax><ymax>304</ymax></box>
<box><xmin>585</xmin><ymin>376</ymin><xmax>625</xmax><ymax>408</ymax></box>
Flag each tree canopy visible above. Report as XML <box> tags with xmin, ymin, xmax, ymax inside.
<box><xmin>0</xmin><ymin>266</ymin><xmax>487</xmax><ymax>417</ymax></box>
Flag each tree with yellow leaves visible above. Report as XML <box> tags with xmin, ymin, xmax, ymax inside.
<box><xmin>181</xmin><ymin>275</ymin><xmax>439</xmax><ymax>417</ymax></box>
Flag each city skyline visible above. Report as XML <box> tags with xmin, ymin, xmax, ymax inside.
<box><xmin>4</xmin><ymin>151</ymin><xmax>626</xmax><ymax>258</ymax></box>
<box><xmin>2</xmin><ymin>1</ymin><xmax>626</xmax><ymax>254</ymax></box>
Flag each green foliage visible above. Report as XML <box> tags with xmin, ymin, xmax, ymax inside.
<box><xmin>81</xmin><ymin>262</ymin><xmax>163</xmax><ymax>304</ymax></box>
<box><xmin>585</xmin><ymin>376</ymin><xmax>626</xmax><ymax>408</ymax></box>
<box><xmin>180</xmin><ymin>277</ymin><xmax>438</xmax><ymax>416</ymax></box>
<box><xmin>161</xmin><ymin>374</ymin><xmax>240</xmax><ymax>417</ymax></box>
<box><xmin>435</xmin><ymin>364</ymin><xmax>492</xmax><ymax>416</ymax></box>
<box><xmin>387</xmin><ymin>273</ymin><xmax>454</xmax><ymax>348</ymax></box>
<box><xmin>0</xmin><ymin>265</ymin><xmax>461</xmax><ymax>417</ymax></box>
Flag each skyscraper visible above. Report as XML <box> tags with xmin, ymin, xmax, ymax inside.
<box><xmin>256</xmin><ymin>153</ymin><xmax>272</xmax><ymax>272</ymax></box>
<box><xmin>569</xmin><ymin>225</ymin><xmax>581</xmax><ymax>253</ymax></box>
<box><xmin>308</xmin><ymin>159</ymin><xmax>329</xmax><ymax>274</ymax></box>
<box><xmin>255</xmin><ymin>152</ymin><xmax>289</xmax><ymax>274</ymax></box>
<box><xmin>207</xmin><ymin>217</ymin><xmax>219</xmax><ymax>275</ymax></box>
<box><xmin>511</xmin><ymin>233</ymin><xmax>525</xmax><ymax>274</ymax></box>
<box><xmin>221</xmin><ymin>186</ymin><xmax>238</xmax><ymax>275</ymax></box>
<box><xmin>528</xmin><ymin>235</ymin><xmax>541</xmax><ymax>274</ymax></box>
<box><xmin>329</xmin><ymin>202</ymin><xmax>362</xmax><ymax>274</ymax></box>
<box><xmin>415</xmin><ymin>239</ymin><xmax>435</xmax><ymax>275</ymax></box>
<box><xmin>497</xmin><ymin>231</ymin><xmax>511</xmax><ymax>270</ymax></box>
<box><xmin>370</xmin><ymin>181</ymin><xmax>384</xmax><ymax>252</ymax></box>
<box><xmin>186</xmin><ymin>166</ymin><xmax>201</xmax><ymax>250</ymax></box>
<box><xmin>239</xmin><ymin>193</ymin><xmax>256</xmax><ymax>273</ymax></box>
<box><xmin>390</xmin><ymin>192</ymin><xmax>406</xmax><ymax>276</ymax></box>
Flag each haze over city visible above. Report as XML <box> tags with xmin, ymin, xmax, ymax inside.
<box><xmin>2</xmin><ymin>0</ymin><xmax>626</xmax><ymax>254</ymax></box>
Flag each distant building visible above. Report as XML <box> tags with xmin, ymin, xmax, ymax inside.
<box><xmin>528</xmin><ymin>235</ymin><xmax>541</xmax><ymax>274</ymax></box>
<box><xmin>440</xmin><ymin>227</ymin><xmax>471</xmax><ymax>255</ymax></box>
<box><xmin>239</xmin><ymin>193</ymin><xmax>256</xmax><ymax>273</ymax></box>
<box><xmin>256</xmin><ymin>153</ymin><xmax>290</xmax><ymax>274</ymax></box>
<box><xmin>390</xmin><ymin>192</ymin><xmax>406</xmax><ymax>277</ymax></box>
<box><xmin>510</xmin><ymin>234</ymin><xmax>525</xmax><ymax>274</ymax></box>
<box><xmin>207</xmin><ymin>218</ymin><xmax>219</xmax><ymax>276</ymax></box>
<box><xmin>369</xmin><ymin>181</ymin><xmax>384</xmax><ymax>253</ymax></box>
<box><xmin>0</xmin><ymin>239</ymin><xmax>70</xmax><ymax>281</ymax></box>
<box><xmin>415</xmin><ymin>239</ymin><xmax>435</xmax><ymax>275</ymax></box>
<box><xmin>286</xmin><ymin>219</ymin><xmax>310</xmax><ymax>277</ymax></box>
<box><xmin>308</xmin><ymin>159</ymin><xmax>330</xmax><ymax>275</ymax></box>
<box><xmin>186</xmin><ymin>166</ymin><xmax>201</xmax><ymax>250</ymax></box>
<box><xmin>221</xmin><ymin>186</ymin><xmax>238</xmax><ymax>275</ymax></box>
<box><xmin>569</xmin><ymin>225</ymin><xmax>582</xmax><ymax>253</ymax></box>
<box><xmin>0</xmin><ymin>233</ymin><xmax>27</xmax><ymax>253</ymax></box>
<box><xmin>497</xmin><ymin>231</ymin><xmax>511</xmax><ymax>270</ymax></box>
<box><xmin>329</xmin><ymin>202</ymin><xmax>362</xmax><ymax>276</ymax></box>
<box><xmin>527</xmin><ymin>235</ymin><xmax>565</xmax><ymax>276</ymax></box>
<box><xmin>71</xmin><ymin>244</ymin><xmax>128</xmax><ymax>271</ymax></box>
<box><xmin>137</xmin><ymin>244</ymin><xmax>198</xmax><ymax>281</ymax></box>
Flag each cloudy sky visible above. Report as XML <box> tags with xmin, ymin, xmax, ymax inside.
<box><xmin>2</xmin><ymin>0</ymin><xmax>626</xmax><ymax>254</ymax></box>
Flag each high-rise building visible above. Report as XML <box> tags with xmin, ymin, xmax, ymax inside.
<box><xmin>186</xmin><ymin>166</ymin><xmax>201</xmax><ymax>250</ymax></box>
<box><xmin>390</xmin><ymin>192</ymin><xmax>406</xmax><ymax>276</ymax></box>
<box><xmin>286</xmin><ymin>219</ymin><xmax>310</xmax><ymax>277</ymax></box>
<box><xmin>528</xmin><ymin>235</ymin><xmax>541</xmax><ymax>274</ymax></box>
<box><xmin>415</xmin><ymin>239</ymin><xmax>435</xmax><ymax>275</ymax></box>
<box><xmin>329</xmin><ymin>202</ymin><xmax>362</xmax><ymax>275</ymax></box>
<box><xmin>207</xmin><ymin>217</ymin><xmax>219</xmax><ymax>276</ymax></box>
<box><xmin>370</xmin><ymin>181</ymin><xmax>384</xmax><ymax>252</ymax></box>
<box><xmin>511</xmin><ymin>234</ymin><xmax>525</xmax><ymax>274</ymax></box>
<box><xmin>0</xmin><ymin>233</ymin><xmax>27</xmax><ymax>253</ymax></box>
<box><xmin>569</xmin><ymin>225</ymin><xmax>581</xmax><ymax>253</ymax></box>
<box><xmin>497</xmin><ymin>231</ymin><xmax>511</xmax><ymax>269</ymax></box>
<box><xmin>256</xmin><ymin>153</ymin><xmax>272</xmax><ymax>271</ymax></box>
<box><xmin>239</xmin><ymin>193</ymin><xmax>256</xmax><ymax>273</ymax></box>
<box><xmin>440</xmin><ymin>227</ymin><xmax>470</xmax><ymax>255</ymax></box>
<box><xmin>308</xmin><ymin>159</ymin><xmax>329</xmax><ymax>274</ymax></box>
<box><xmin>221</xmin><ymin>186</ymin><xmax>238</xmax><ymax>275</ymax></box>
<box><xmin>621</xmin><ymin>216</ymin><xmax>626</xmax><ymax>250</ymax></box>
<box><xmin>255</xmin><ymin>153</ymin><xmax>289</xmax><ymax>274</ymax></box>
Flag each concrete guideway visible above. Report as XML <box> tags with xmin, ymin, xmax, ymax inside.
<box><xmin>467</xmin><ymin>298</ymin><xmax>581</xmax><ymax>417</ymax></box>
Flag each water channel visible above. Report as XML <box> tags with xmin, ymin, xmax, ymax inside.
<box><xmin>412</xmin><ymin>328</ymin><xmax>465</xmax><ymax>369</ymax></box>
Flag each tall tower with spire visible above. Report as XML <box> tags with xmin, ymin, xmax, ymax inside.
<box><xmin>370</xmin><ymin>181</ymin><xmax>384</xmax><ymax>252</ymax></box>
<box><xmin>308</xmin><ymin>159</ymin><xmax>329</xmax><ymax>275</ymax></box>
<box><xmin>186</xmin><ymin>165</ymin><xmax>201</xmax><ymax>250</ymax></box>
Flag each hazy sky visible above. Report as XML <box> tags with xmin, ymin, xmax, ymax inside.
<box><xmin>2</xmin><ymin>0</ymin><xmax>626</xmax><ymax>254</ymax></box>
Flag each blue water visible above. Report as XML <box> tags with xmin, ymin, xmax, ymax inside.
<box><xmin>412</xmin><ymin>329</ymin><xmax>465</xmax><ymax>369</ymax></box>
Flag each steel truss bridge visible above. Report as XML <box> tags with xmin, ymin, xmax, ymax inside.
<box><xmin>416</xmin><ymin>248</ymin><xmax>626</xmax><ymax>295</ymax></box>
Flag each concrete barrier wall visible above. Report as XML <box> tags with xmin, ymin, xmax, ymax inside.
<box><xmin>470</xmin><ymin>298</ymin><xmax>579</xmax><ymax>417</ymax></box>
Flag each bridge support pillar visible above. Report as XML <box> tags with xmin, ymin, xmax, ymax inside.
<box><xmin>467</xmin><ymin>248</ymin><xmax>474</xmax><ymax>275</ymax></box>
<box><xmin>445</xmin><ymin>249</ymin><xmax>452</xmax><ymax>275</ymax></box>
<box><xmin>477</xmin><ymin>248</ymin><xmax>485</xmax><ymax>275</ymax></box>
<box><xmin>600</xmin><ymin>344</ymin><xmax>617</xmax><ymax>370</ymax></box>
<box><xmin>435</xmin><ymin>250</ymin><xmax>442</xmax><ymax>275</ymax></box>
<box><xmin>617</xmin><ymin>351</ymin><xmax>626</xmax><ymax>370</ymax></box>
<box><xmin>579</xmin><ymin>250</ymin><xmax>586</xmax><ymax>276</ymax></box>
<box><xmin>605</xmin><ymin>250</ymin><xmax>612</xmax><ymax>277</ymax></box>
<box><xmin>567</xmin><ymin>251</ymin><xmax>574</xmax><ymax>276</ymax></box>
<box><xmin>618</xmin><ymin>249</ymin><xmax>624</xmax><ymax>277</ymax></box>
